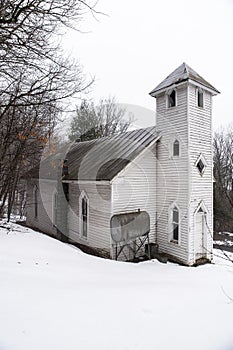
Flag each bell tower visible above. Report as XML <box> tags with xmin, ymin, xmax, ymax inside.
<box><xmin>150</xmin><ymin>63</ymin><xmax>219</xmax><ymax>265</ymax></box>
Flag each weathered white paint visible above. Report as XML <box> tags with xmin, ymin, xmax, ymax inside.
<box><xmin>111</xmin><ymin>145</ymin><xmax>157</xmax><ymax>260</ymax></box>
<box><xmin>68</xmin><ymin>182</ymin><xmax>112</xmax><ymax>256</ymax></box>
<box><xmin>195</xmin><ymin>212</ymin><xmax>205</xmax><ymax>258</ymax></box>
<box><xmin>188</xmin><ymin>83</ymin><xmax>213</xmax><ymax>264</ymax></box>
<box><xmin>156</xmin><ymin>83</ymin><xmax>190</xmax><ymax>264</ymax></box>
<box><xmin>25</xmin><ymin>65</ymin><xmax>217</xmax><ymax>265</ymax></box>
<box><xmin>26</xmin><ymin>179</ymin><xmax>57</xmax><ymax>237</ymax></box>
<box><xmin>155</xmin><ymin>80</ymin><xmax>214</xmax><ymax>265</ymax></box>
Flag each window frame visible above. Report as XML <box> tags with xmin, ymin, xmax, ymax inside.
<box><xmin>79</xmin><ymin>191</ymin><xmax>89</xmax><ymax>240</ymax></box>
<box><xmin>197</xmin><ymin>87</ymin><xmax>204</xmax><ymax>108</ymax></box>
<box><xmin>173</xmin><ymin>139</ymin><xmax>180</xmax><ymax>157</ymax></box>
<box><xmin>169</xmin><ymin>137</ymin><xmax>181</xmax><ymax>159</ymax></box>
<box><xmin>195</xmin><ymin>154</ymin><xmax>207</xmax><ymax>176</ymax></box>
<box><xmin>168</xmin><ymin>202</ymin><xmax>181</xmax><ymax>244</ymax></box>
<box><xmin>166</xmin><ymin>89</ymin><xmax>177</xmax><ymax>108</ymax></box>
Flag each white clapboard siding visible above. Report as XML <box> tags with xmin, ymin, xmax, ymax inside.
<box><xmin>26</xmin><ymin>179</ymin><xmax>57</xmax><ymax>237</ymax></box>
<box><xmin>156</xmin><ymin>84</ymin><xmax>190</xmax><ymax>264</ymax></box>
<box><xmin>68</xmin><ymin>182</ymin><xmax>112</xmax><ymax>254</ymax></box>
<box><xmin>25</xmin><ymin>65</ymin><xmax>216</xmax><ymax>266</ymax></box>
<box><xmin>111</xmin><ymin>144</ymin><xmax>157</xmax><ymax>260</ymax></box>
<box><xmin>187</xmin><ymin>84</ymin><xmax>213</xmax><ymax>264</ymax></box>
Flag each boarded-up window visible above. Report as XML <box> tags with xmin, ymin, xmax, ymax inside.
<box><xmin>173</xmin><ymin>139</ymin><xmax>180</xmax><ymax>156</ymax></box>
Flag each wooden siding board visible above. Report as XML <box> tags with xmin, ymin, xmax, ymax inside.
<box><xmin>68</xmin><ymin>183</ymin><xmax>112</xmax><ymax>253</ymax></box>
<box><xmin>25</xmin><ymin>68</ymin><xmax>215</xmax><ymax>266</ymax></box>
<box><xmin>111</xmin><ymin>144</ymin><xmax>157</xmax><ymax>260</ymax></box>
<box><xmin>188</xmin><ymin>85</ymin><xmax>213</xmax><ymax>263</ymax></box>
<box><xmin>26</xmin><ymin>180</ymin><xmax>57</xmax><ymax>237</ymax></box>
<box><xmin>26</xmin><ymin>180</ymin><xmax>112</xmax><ymax>256</ymax></box>
<box><xmin>155</xmin><ymin>82</ymin><xmax>214</xmax><ymax>265</ymax></box>
<box><xmin>156</xmin><ymin>84</ymin><xmax>190</xmax><ymax>264</ymax></box>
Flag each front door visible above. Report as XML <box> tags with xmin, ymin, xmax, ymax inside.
<box><xmin>195</xmin><ymin>209</ymin><xmax>205</xmax><ymax>260</ymax></box>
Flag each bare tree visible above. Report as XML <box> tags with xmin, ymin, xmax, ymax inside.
<box><xmin>0</xmin><ymin>0</ymin><xmax>98</xmax><ymax>218</ymax></box>
<box><xmin>69</xmin><ymin>97</ymin><xmax>135</xmax><ymax>142</ymax></box>
<box><xmin>213</xmin><ymin>125</ymin><xmax>233</xmax><ymax>232</ymax></box>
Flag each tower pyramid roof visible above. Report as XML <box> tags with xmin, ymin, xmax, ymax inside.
<box><xmin>149</xmin><ymin>63</ymin><xmax>220</xmax><ymax>96</ymax></box>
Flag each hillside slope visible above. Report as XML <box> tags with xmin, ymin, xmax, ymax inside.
<box><xmin>0</xmin><ymin>223</ymin><xmax>233</xmax><ymax>350</ymax></box>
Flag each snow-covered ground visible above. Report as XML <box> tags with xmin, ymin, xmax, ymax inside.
<box><xmin>1</xmin><ymin>223</ymin><xmax>233</xmax><ymax>350</ymax></box>
<box><xmin>215</xmin><ymin>232</ymin><xmax>233</xmax><ymax>248</ymax></box>
<box><xmin>215</xmin><ymin>240</ymin><xmax>233</xmax><ymax>247</ymax></box>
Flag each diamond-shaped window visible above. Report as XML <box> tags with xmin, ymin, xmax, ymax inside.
<box><xmin>197</xmin><ymin>159</ymin><xmax>204</xmax><ymax>173</ymax></box>
<box><xmin>196</xmin><ymin>155</ymin><xmax>206</xmax><ymax>175</ymax></box>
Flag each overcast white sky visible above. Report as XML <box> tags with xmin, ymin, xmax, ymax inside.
<box><xmin>63</xmin><ymin>0</ymin><xmax>233</xmax><ymax>130</ymax></box>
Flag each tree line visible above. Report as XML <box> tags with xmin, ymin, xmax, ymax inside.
<box><xmin>69</xmin><ymin>104</ymin><xmax>233</xmax><ymax>234</ymax></box>
<box><xmin>213</xmin><ymin>125</ymin><xmax>233</xmax><ymax>233</ymax></box>
<box><xmin>0</xmin><ymin>2</ymin><xmax>232</xmax><ymax>234</ymax></box>
<box><xmin>68</xmin><ymin>98</ymin><xmax>134</xmax><ymax>142</ymax></box>
<box><xmin>0</xmin><ymin>0</ymin><xmax>96</xmax><ymax>219</ymax></box>
<box><xmin>0</xmin><ymin>1</ymin><xmax>133</xmax><ymax>220</ymax></box>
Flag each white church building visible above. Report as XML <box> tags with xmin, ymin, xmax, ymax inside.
<box><xmin>26</xmin><ymin>63</ymin><xmax>220</xmax><ymax>265</ymax></box>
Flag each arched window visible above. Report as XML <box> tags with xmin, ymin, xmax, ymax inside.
<box><xmin>172</xmin><ymin>206</ymin><xmax>179</xmax><ymax>241</ymax></box>
<box><xmin>53</xmin><ymin>190</ymin><xmax>58</xmax><ymax>227</ymax></box>
<box><xmin>169</xmin><ymin>203</ymin><xmax>180</xmax><ymax>243</ymax></box>
<box><xmin>173</xmin><ymin>139</ymin><xmax>180</xmax><ymax>156</ymax></box>
<box><xmin>33</xmin><ymin>186</ymin><xmax>38</xmax><ymax>218</ymax></box>
<box><xmin>80</xmin><ymin>193</ymin><xmax>88</xmax><ymax>238</ymax></box>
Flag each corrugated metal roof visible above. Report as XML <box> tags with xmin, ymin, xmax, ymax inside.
<box><xmin>149</xmin><ymin>63</ymin><xmax>220</xmax><ymax>96</ymax></box>
<box><xmin>30</xmin><ymin>126</ymin><xmax>160</xmax><ymax>181</ymax></box>
<box><xmin>67</xmin><ymin>126</ymin><xmax>159</xmax><ymax>180</ymax></box>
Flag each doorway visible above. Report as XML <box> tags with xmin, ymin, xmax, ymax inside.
<box><xmin>195</xmin><ymin>207</ymin><xmax>206</xmax><ymax>260</ymax></box>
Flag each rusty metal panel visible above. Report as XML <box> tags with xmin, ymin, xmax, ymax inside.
<box><xmin>110</xmin><ymin>211</ymin><xmax>150</xmax><ymax>243</ymax></box>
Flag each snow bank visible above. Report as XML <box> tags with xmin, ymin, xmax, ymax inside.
<box><xmin>0</xmin><ymin>223</ymin><xmax>233</xmax><ymax>350</ymax></box>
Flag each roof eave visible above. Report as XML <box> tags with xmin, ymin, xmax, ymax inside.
<box><xmin>188</xmin><ymin>79</ymin><xmax>220</xmax><ymax>95</ymax></box>
<box><xmin>62</xmin><ymin>179</ymin><xmax>110</xmax><ymax>185</ymax></box>
<box><xmin>149</xmin><ymin>79</ymin><xmax>188</xmax><ymax>98</ymax></box>
<box><xmin>149</xmin><ymin>78</ymin><xmax>220</xmax><ymax>97</ymax></box>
